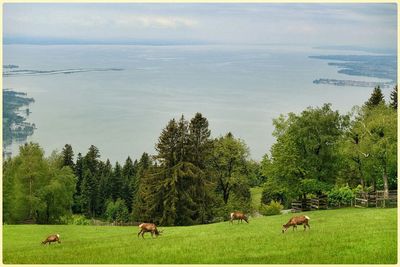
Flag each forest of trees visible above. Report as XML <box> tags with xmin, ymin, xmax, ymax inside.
<box><xmin>2</xmin><ymin>86</ymin><xmax>397</xmax><ymax>225</ymax></box>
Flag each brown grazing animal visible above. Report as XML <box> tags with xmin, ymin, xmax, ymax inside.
<box><xmin>230</xmin><ymin>211</ymin><xmax>249</xmax><ymax>224</ymax></box>
<box><xmin>137</xmin><ymin>223</ymin><xmax>162</xmax><ymax>238</ymax></box>
<box><xmin>282</xmin><ymin>215</ymin><xmax>310</xmax><ymax>233</ymax></box>
<box><xmin>42</xmin><ymin>234</ymin><xmax>61</xmax><ymax>245</ymax></box>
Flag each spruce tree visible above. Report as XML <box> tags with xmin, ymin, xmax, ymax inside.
<box><xmin>97</xmin><ymin>160</ymin><xmax>113</xmax><ymax>215</ymax></box>
<box><xmin>81</xmin><ymin>169</ymin><xmax>98</xmax><ymax>217</ymax></box>
<box><xmin>156</xmin><ymin>119</ymin><xmax>179</xmax><ymax>168</ymax></box>
<box><xmin>84</xmin><ymin>145</ymin><xmax>100</xmax><ymax>175</ymax></box>
<box><xmin>61</xmin><ymin>144</ymin><xmax>75</xmax><ymax>169</ymax></box>
<box><xmin>154</xmin><ymin>116</ymin><xmax>209</xmax><ymax>225</ymax></box>
<box><xmin>390</xmin><ymin>85</ymin><xmax>397</xmax><ymax>109</ymax></box>
<box><xmin>122</xmin><ymin>157</ymin><xmax>136</xmax><ymax>212</ymax></box>
<box><xmin>111</xmin><ymin>162</ymin><xmax>124</xmax><ymax>201</ymax></box>
<box><xmin>72</xmin><ymin>152</ymin><xmax>84</xmax><ymax>213</ymax></box>
<box><xmin>177</xmin><ymin>115</ymin><xmax>189</xmax><ymax>162</ymax></box>
<box><xmin>365</xmin><ymin>86</ymin><xmax>385</xmax><ymax>108</ymax></box>
<box><xmin>188</xmin><ymin>112</ymin><xmax>212</xmax><ymax>168</ymax></box>
<box><xmin>81</xmin><ymin>145</ymin><xmax>101</xmax><ymax>216</ymax></box>
<box><xmin>131</xmin><ymin>154</ymin><xmax>153</xmax><ymax>222</ymax></box>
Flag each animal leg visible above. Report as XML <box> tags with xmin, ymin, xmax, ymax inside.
<box><xmin>137</xmin><ymin>230</ymin><xmax>142</xmax><ymax>238</ymax></box>
<box><xmin>141</xmin><ymin>231</ymin><xmax>145</xmax><ymax>239</ymax></box>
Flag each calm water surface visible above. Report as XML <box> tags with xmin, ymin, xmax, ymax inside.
<box><xmin>3</xmin><ymin>44</ymin><xmax>392</xmax><ymax>162</ymax></box>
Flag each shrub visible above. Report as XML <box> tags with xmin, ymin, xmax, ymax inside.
<box><xmin>70</xmin><ymin>214</ymin><xmax>90</xmax><ymax>225</ymax></box>
<box><xmin>327</xmin><ymin>186</ymin><xmax>354</xmax><ymax>207</ymax></box>
<box><xmin>259</xmin><ymin>200</ymin><xmax>283</xmax><ymax>216</ymax></box>
<box><xmin>105</xmin><ymin>198</ymin><xmax>129</xmax><ymax>223</ymax></box>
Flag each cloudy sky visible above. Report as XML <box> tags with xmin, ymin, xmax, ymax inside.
<box><xmin>3</xmin><ymin>3</ymin><xmax>397</xmax><ymax>49</ymax></box>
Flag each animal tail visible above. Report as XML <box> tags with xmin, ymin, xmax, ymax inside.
<box><xmin>305</xmin><ymin>216</ymin><xmax>310</xmax><ymax>220</ymax></box>
<box><xmin>56</xmin><ymin>234</ymin><xmax>60</xmax><ymax>238</ymax></box>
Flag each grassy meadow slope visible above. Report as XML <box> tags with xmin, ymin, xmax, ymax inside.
<box><xmin>3</xmin><ymin>208</ymin><xmax>397</xmax><ymax>264</ymax></box>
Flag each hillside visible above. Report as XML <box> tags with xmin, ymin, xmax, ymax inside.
<box><xmin>3</xmin><ymin>208</ymin><xmax>397</xmax><ymax>264</ymax></box>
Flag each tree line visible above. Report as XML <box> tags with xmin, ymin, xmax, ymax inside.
<box><xmin>3</xmin><ymin>85</ymin><xmax>397</xmax><ymax>225</ymax></box>
<box><xmin>260</xmin><ymin>85</ymin><xmax>397</xmax><ymax>207</ymax></box>
<box><xmin>3</xmin><ymin>113</ymin><xmax>256</xmax><ymax>225</ymax></box>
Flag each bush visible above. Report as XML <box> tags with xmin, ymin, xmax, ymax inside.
<box><xmin>327</xmin><ymin>185</ymin><xmax>354</xmax><ymax>207</ymax></box>
<box><xmin>259</xmin><ymin>200</ymin><xmax>283</xmax><ymax>216</ymax></box>
<box><xmin>59</xmin><ymin>215</ymin><xmax>72</xmax><ymax>224</ymax></box>
<box><xmin>70</xmin><ymin>214</ymin><xmax>90</xmax><ymax>225</ymax></box>
<box><xmin>105</xmin><ymin>198</ymin><xmax>129</xmax><ymax>223</ymax></box>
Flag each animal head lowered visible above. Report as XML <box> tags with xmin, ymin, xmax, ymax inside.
<box><xmin>41</xmin><ymin>234</ymin><xmax>61</xmax><ymax>245</ymax></box>
<box><xmin>138</xmin><ymin>223</ymin><xmax>163</xmax><ymax>238</ymax></box>
<box><xmin>230</xmin><ymin>211</ymin><xmax>249</xmax><ymax>224</ymax></box>
<box><xmin>282</xmin><ymin>215</ymin><xmax>310</xmax><ymax>233</ymax></box>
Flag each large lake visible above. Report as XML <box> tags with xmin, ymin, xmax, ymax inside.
<box><xmin>3</xmin><ymin>44</ymin><xmax>393</xmax><ymax>163</ymax></box>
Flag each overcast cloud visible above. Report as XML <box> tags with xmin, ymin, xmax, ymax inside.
<box><xmin>3</xmin><ymin>3</ymin><xmax>397</xmax><ymax>48</ymax></box>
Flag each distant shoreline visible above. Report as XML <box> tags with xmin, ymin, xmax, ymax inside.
<box><xmin>313</xmin><ymin>79</ymin><xmax>393</xmax><ymax>88</ymax></box>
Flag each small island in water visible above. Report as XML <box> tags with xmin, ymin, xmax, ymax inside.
<box><xmin>3</xmin><ymin>89</ymin><xmax>36</xmax><ymax>157</ymax></box>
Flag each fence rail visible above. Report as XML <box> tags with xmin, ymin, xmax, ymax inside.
<box><xmin>291</xmin><ymin>195</ymin><xmax>327</xmax><ymax>212</ymax></box>
<box><xmin>292</xmin><ymin>190</ymin><xmax>397</xmax><ymax>211</ymax></box>
<box><xmin>355</xmin><ymin>190</ymin><xmax>397</xmax><ymax>208</ymax></box>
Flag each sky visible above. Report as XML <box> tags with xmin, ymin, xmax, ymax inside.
<box><xmin>3</xmin><ymin>3</ymin><xmax>397</xmax><ymax>49</ymax></box>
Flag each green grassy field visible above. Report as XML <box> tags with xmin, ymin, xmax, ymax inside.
<box><xmin>3</xmin><ymin>208</ymin><xmax>397</xmax><ymax>264</ymax></box>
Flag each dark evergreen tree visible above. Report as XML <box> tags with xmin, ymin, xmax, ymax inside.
<box><xmin>131</xmin><ymin>153</ymin><xmax>152</xmax><ymax>220</ymax></box>
<box><xmin>61</xmin><ymin>144</ymin><xmax>75</xmax><ymax>169</ymax></box>
<box><xmin>84</xmin><ymin>145</ymin><xmax>100</xmax><ymax>175</ymax></box>
<box><xmin>390</xmin><ymin>85</ymin><xmax>397</xmax><ymax>109</ymax></box>
<box><xmin>81</xmin><ymin>169</ymin><xmax>98</xmax><ymax>217</ymax></box>
<box><xmin>122</xmin><ymin>157</ymin><xmax>136</xmax><ymax>213</ymax></box>
<box><xmin>156</xmin><ymin>119</ymin><xmax>179</xmax><ymax>168</ymax></box>
<box><xmin>97</xmin><ymin>160</ymin><xmax>113</xmax><ymax>215</ymax></box>
<box><xmin>188</xmin><ymin>112</ymin><xmax>212</xmax><ymax>168</ymax></box>
<box><xmin>80</xmin><ymin>146</ymin><xmax>101</xmax><ymax>216</ymax></box>
<box><xmin>150</xmin><ymin>116</ymin><xmax>211</xmax><ymax>225</ymax></box>
<box><xmin>365</xmin><ymin>86</ymin><xmax>385</xmax><ymax>108</ymax></box>
<box><xmin>138</xmin><ymin>153</ymin><xmax>151</xmax><ymax>170</ymax></box>
<box><xmin>177</xmin><ymin>115</ymin><xmax>189</xmax><ymax>162</ymax></box>
<box><xmin>111</xmin><ymin>162</ymin><xmax>124</xmax><ymax>201</ymax></box>
<box><xmin>122</xmin><ymin>157</ymin><xmax>136</xmax><ymax>178</ymax></box>
<box><xmin>72</xmin><ymin>152</ymin><xmax>84</xmax><ymax>213</ymax></box>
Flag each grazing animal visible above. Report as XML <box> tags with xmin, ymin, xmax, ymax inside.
<box><xmin>137</xmin><ymin>223</ymin><xmax>162</xmax><ymax>238</ymax></box>
<box><xmin>42</xmin><ymin>234</ymin><xmax>61</xmax><ymax>245</ymax></box>
<box><xmin>282</xmin><ymin>215</ymin><xmax>310</xmax><ymax>233</ymax></box>
<box><xmin>230</xmin><ymin>211</ymin><xmax>249</xmax><ymax>224</ymax></box>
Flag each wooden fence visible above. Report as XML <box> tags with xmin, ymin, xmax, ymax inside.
<box><xmin>355</xmin><ymin>190</ymin><xmax>397</xmax><ymax>208</ymax></box>
<box><xmin>292</xmin><ymin>190</ymin><xmax>397</xmax><ymax>211</ymax></box>
<box><xmin>291</xmin><ymin>195</ymin><xmax>328</xmax><ymax>213</ymax></box>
